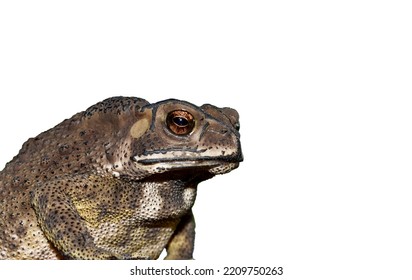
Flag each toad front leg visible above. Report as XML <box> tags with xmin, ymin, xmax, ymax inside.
<box><xmin>165</xmin><ymin>211</ymin><xmax>196</xmax><ymax>260</ymax></box>
<box><xmin>30</xmin><ymin>178</ymin><xmax>119</xmax><ymax>259</ymax></box>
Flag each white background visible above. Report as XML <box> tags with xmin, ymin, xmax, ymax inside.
<box><xmin>0</xmin><ymin>1</ymin><xmax>411</xmax><ymax>279</ymax></box>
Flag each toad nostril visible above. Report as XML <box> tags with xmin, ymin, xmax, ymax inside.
<box><xmin>233</xmin><ymin>122</ymin><xmax>240</xmax><ymax>131</ymax></box>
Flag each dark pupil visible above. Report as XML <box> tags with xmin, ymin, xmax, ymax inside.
<box><xmin>173</xmin><ymin>116</ymin><xmax>189</xmax><ymax>127</ymax></box>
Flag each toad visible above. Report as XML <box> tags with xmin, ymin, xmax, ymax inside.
<box><xmin>0</xmin><ymin>97</ymin><xmax>242</xmax><ymax>259</ymax></box>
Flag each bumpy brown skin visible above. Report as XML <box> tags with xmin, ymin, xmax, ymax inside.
<box><xmin>0</xmin><ymin>97</ymin><xmax>242</xmax><ymax>259</ymax></box>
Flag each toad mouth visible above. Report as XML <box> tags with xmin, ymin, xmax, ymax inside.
<box><xmin>133</xmin><ymin>154</ymin><xmax>242</xmax><ymax>166</ymax></box>
<box><xmin>133</xmin><ymin>146</ymin><xmax>243</xmax><ymax>166</ymax></box>
<box><xmin>133</xmin><ymin>155</ymin><xmax>241</xmax><ymax>178</ymax></box>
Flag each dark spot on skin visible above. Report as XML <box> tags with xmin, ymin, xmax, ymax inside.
<box><xmin>97</xmin><ymin>205</ymin><xmax>113</xmax><ymax>221</ymax></box>
<box><xmin>16</xmin><ymin>222</ymin><xmax>27</xmax><ymax>238</ymax></box>
<box><xmin>75</xmin><ymin>232</ymin><xmax>89</xmax><ymax>247</ymax></box>
<box><xmin>37</xmin><ymin>195</ymin><xmax>48</xmax><ymax>209</ymax></box>
<box><xmin>40</xmin><ymin>156</ymin><xmax>50</xmax><ymax>166</ymax></box>
<box><xmin>58</xmin><ymin>144</ymin><xmax>71</xmax><ymax>155</ymax></box>
<box><xmin>45</xmin><ymin>211</ymin><xmax>58</xmax><ymax>228</ymax></box>
<box><xmin>12</xmin><ymin>177</ymin><xmax>21</xmax><ymax>186</ymax></box>
<box><xmin>55</xmin><ymin>230</ymin><xmax>64</xmax><ymax>241</ymax></box>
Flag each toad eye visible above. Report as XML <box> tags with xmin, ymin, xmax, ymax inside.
<box><xmin>166</xmin><ymin>110</ymin><xmax>195</xmax><ymax>135</ymax></box>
